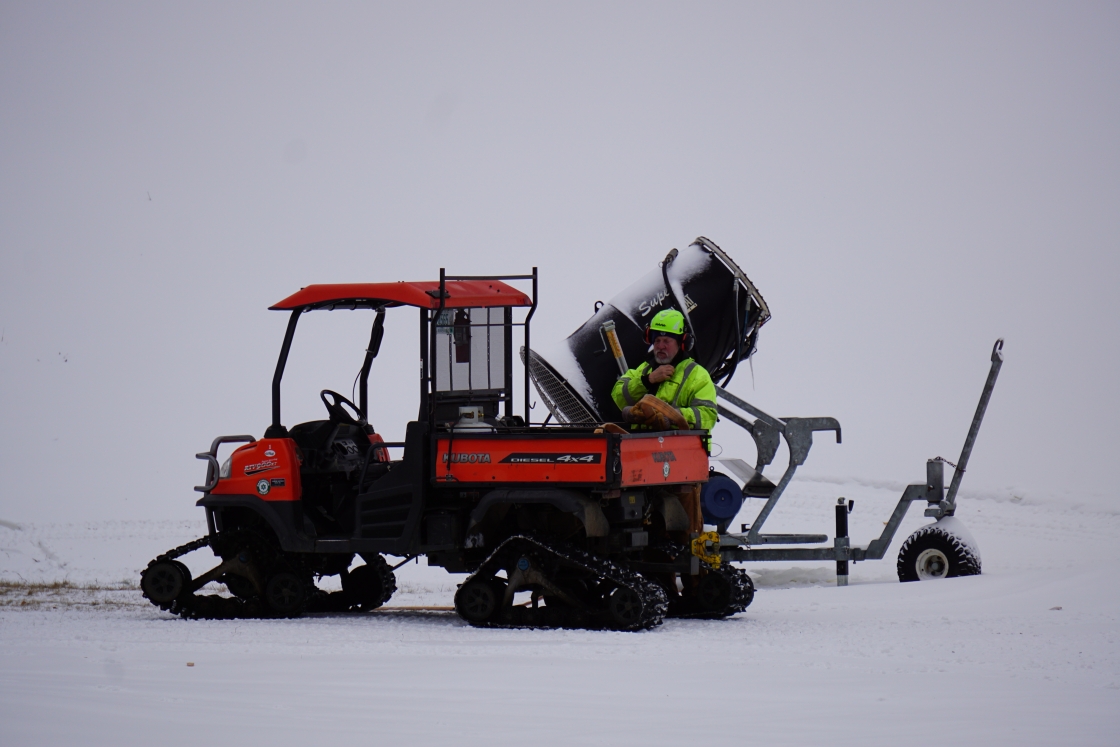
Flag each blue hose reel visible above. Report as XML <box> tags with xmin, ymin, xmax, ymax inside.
<box><xmin>700</xmin><ymin>472</ymin><xmax>744</xmax><ymax>526</ymax></box>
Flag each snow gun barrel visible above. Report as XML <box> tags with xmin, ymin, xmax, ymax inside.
<box><xmin>525</xmin><ymin>237</ymin><xmax>770</xmax><ymax>424</ymax></box>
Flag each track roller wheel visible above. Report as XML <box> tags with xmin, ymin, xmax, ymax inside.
<box><xmin>606</xmin><ymin>586</ymin><xmax>645</xmax><ymax>628</ymax></box>
<box><xmin>342</xmin><ymin>558</ymin><xmax>397</xmax><ymax>611</ymax></box>
<box><xmin>221</xmin><ymin>571</ymin><xmax>258</xmax><ymax>600</ymax></box>
<box><xmin>696</xmin><ymin>571</ymin><xmax>732</xmax><ymax>614</ymax></box>
<box><xmin>141</xmin><ymin>560</ymin><xmax>192</xmax><ymax>605</ymax></box>
<box><xmin>666</xmin><ymin>565</ymin><xmax>754</xmax><ymax>619</ymax></box>
<box><xmin>264</xmin><ymin>572</ymin><xmax>310</xmax><ymax>617</ymax></box>
<box><xmin>170</xmin><ymin>560</ymin><xmax>192</xmax><ymax>583</ymax></box>
<box><xmin>455</xmin><ymin>579</ymin><xmax>504</xmax><ymax>624</ymax></box>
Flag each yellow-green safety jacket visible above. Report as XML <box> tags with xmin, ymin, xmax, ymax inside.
<box><xmin>611</xmin><ymin>357</ymin><xmax>719</xmax><ymax>432</ymax></box>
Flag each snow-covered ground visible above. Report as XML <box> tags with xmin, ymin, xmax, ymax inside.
<box><xmin>2</xmin><ymin>478</ymin><xmax>1117</xmax><ymax>746</ymax></box>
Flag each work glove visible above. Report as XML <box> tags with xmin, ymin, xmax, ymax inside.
<box><xmin>622</xmin><ymin>405</ymin><xmax>666</xmax><ymax>427</ymax></box>
<box><xmin>630</xmin><ymin>395</ymin><xmax>688</xmax><ymax>430</ymax></box>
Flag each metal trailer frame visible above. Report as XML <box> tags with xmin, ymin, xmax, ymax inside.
<box><xmin>717</xmin><ymin>339</ymin><xmax>1005</xmax><ymax>583</ymax></box>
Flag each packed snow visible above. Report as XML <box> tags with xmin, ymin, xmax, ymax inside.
<box><xmin>2</xmin><ymin>478</ymin><xmax>1116</xmax><ymax>746</ymax></box>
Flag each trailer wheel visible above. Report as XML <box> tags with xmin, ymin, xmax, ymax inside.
<box><xmin>897</xmin><ymin>525</ymin><xmax>981</xmax><ymax>582</ymax></box>
<box><xmin>455</xmin><ymin>579</ymin><xmax>503</xmax><ymax>624</ymax></box>
<box><xmin>141</xmin><ymin>560</ymin><xmax>191</xmax><ymax>604</ymax></box>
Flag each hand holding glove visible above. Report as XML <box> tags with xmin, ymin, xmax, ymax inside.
<box><xmin>627</xmin><ymin>395</ymin><xmax>688</xmax><ymax>430</ymax></box>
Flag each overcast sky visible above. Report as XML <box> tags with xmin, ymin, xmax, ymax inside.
<box><xmin>1</xmin><ymin>2</ymin><xmax>1117</xmax><ymax>524</ymax></box>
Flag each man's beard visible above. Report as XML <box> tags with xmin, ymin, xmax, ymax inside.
<box><xmin>653</xmin><ymin>350</ymin><xmax>674</xmax><ymax>365</ymax></box>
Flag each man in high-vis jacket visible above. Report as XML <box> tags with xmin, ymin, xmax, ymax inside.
<box><xmin>611</xmin><ymin>309</ymin><xmax>718</xmax><ymax>432</ymax></box>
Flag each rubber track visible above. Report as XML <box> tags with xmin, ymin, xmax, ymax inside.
<box><xmin>460</xmin><ymin>534</ymin><xmax>668</xmax><ymax>632</ymax></box>
<box><xmin>312</xmin><ymin>555</ymin><xmax>397</xmax><ymax>612</ymax></box>
<box><xmin>673</xmin><ymin>564</ymin><xmax>755</xmax><ymax>619</ymax></box>
<box><xmin>723</xmin><ymin>565</ymin><xmax>755</xmax><ymax>614</ymax></box>
<box><xmin>142</xmin><ymin>536</ymin><xmax>241</xmax><ymax>618</ymax></box>
<box><xmin>358</xmin><ymin>555</ymin><xmax>399</xmax><ymax>609</ymax></box>
<box><xmin>654</xmin><ymin>541</ymin><xmax>755</xmax><ymax>619</ymax></box>
<box><xmin>140</xmin><ymin>533</ymin><xmax>307</xmax><ymax>620</ymax></box>
<box><xmin>141</xmin><ymin>535</ymin><xmax>255</xmax><ymax>619</ymax></box>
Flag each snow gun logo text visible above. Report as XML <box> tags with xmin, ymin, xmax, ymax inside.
<box><xmin>638</xmin><ymin>292</ymin><xmax>698</xmax><ymax>317</ymax></box>
<box><xmin>443</xmin><ymin>452</ymin><xmax>491</xmax><ymax>464</ymax></box>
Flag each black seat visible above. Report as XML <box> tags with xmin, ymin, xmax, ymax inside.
<box><xmin>288</xmin><ymin>419</ymin><xmax>378</xmax><ymax>536</ymax></box>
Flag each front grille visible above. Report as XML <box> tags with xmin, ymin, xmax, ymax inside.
<box><xmin>522</xmin><ymin>347</ymin><xmax>598</xmax><ymax>424</ymax></box>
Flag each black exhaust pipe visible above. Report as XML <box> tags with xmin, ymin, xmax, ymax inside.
<box><xmin>526</xmin><ymin>237</ymin><xmax>771</xmax><ymax>423</ymax></box>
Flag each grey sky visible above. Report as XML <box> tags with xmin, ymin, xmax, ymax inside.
<box><xmin>1</xmin><ymin>2</ymin><xmax>1117</xmax><ymax>523</ymax></box>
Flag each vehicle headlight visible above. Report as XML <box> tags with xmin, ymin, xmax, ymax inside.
<box><xmin>219</xmin><ymin>457</ymin><xmax>231</xmax><ymax>479</ymax></box>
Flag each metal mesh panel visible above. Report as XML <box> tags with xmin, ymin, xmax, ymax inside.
<box><xmin>521</xmin><ymin>347</ymin><xmax>598</xmax><ymax>424</ymax></box>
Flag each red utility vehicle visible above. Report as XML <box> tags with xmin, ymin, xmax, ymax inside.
<box><xmin>141</xmin><ymin>270</ymin><xmax>752</xmax><ymax>630</ymax></box>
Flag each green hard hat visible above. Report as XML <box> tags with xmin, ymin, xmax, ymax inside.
<box><xmin>649</xmin><ymin>308</ymin><xmax>686</xmax><ymax>336</ymax></box>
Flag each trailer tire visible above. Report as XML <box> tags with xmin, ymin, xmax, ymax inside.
<box><xmin>897</xmin><ymin>525</ymin><xmax>981</xmax><ymax>582</ymax></box>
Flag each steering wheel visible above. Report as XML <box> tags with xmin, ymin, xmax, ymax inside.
<box><xmin>320</xmin><ymin>390</ymin><xmax>366</xmax><ymax>427</ymax></box>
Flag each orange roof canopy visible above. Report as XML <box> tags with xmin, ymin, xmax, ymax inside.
<box><xmin>270</xmin><ymin>280</ymin><xmax>532</xmax><ymax>311</ymax></box>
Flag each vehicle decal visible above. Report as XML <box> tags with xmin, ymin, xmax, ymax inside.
<box><xmin>499</xmin><ymin>453</ymin><xmax>603</xmax><ymax>464</ymax></box>
<box><xmin>443</xmin><ymin>452</ymin><xmax>492</xmax><ymax>464</ymax></box>
<box><xmin>651</xmin><ymin>451</ymin><xmax>676</xmax><ymax>462</ymax></box>
<box><xmin>244</xmin><ymin>458</ymin><xmax>278</xmax><ymax>475</ymax></box>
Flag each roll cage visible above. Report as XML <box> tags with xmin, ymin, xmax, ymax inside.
<box><xmin>264</xmin><ymin>270</ymin><xmax>538</xmax><ymax>438</ymax></box>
